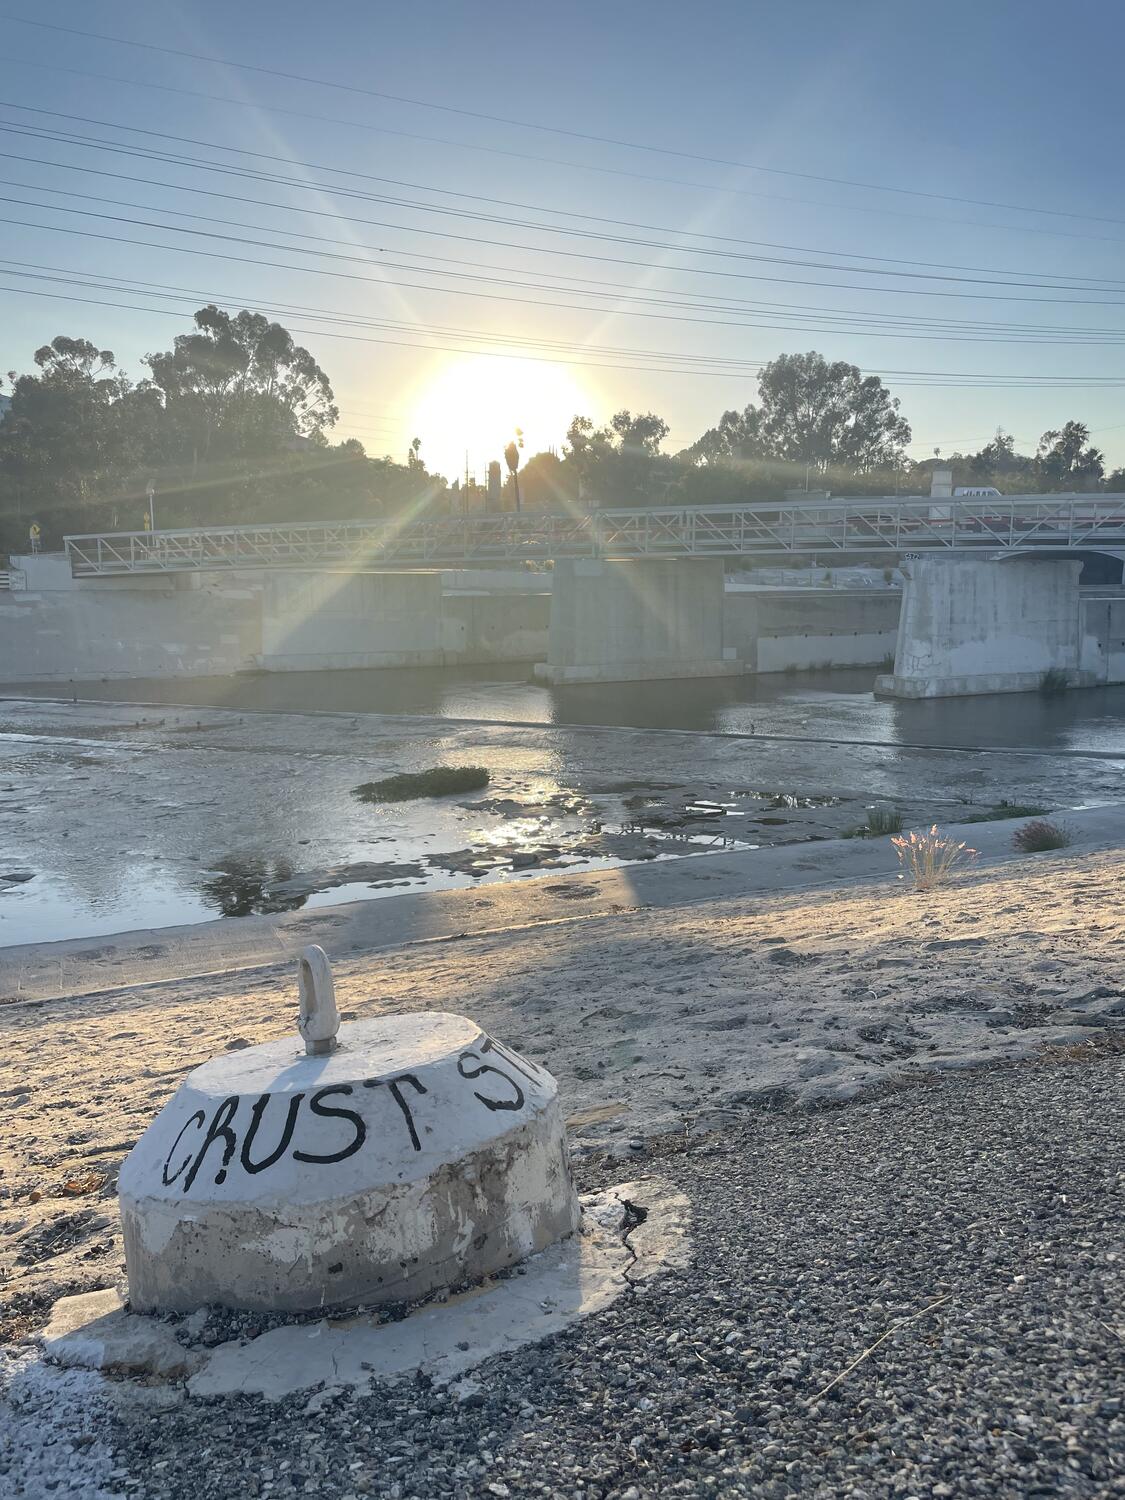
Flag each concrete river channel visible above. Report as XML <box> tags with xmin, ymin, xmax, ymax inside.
<box><xmin>1</xmin><ymin>664</ymin><xmax>1123</xmax><ymax>949</ymax></box>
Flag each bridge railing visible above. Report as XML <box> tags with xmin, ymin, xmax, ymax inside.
<box><xmin>64</xmin><ymin>494</ymin><xmax>1125</xmax><ymax>575</ymax></box>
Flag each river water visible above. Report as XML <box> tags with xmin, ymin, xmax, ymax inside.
<box><xmin>1</xmin><ymin>666</ymin><xmax>1122</xmax><ymax>951</ymax></box>
<box><xmin>9</xmin><ymin>664</ymin><xmax>1125</xmax><ymax>751</ymax></box>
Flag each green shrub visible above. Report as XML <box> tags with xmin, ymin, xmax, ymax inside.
<box><xmin>1012</xmin><ymin>818</ymin><xmax>1072</xmax><ymax>853</ymax></box>
<box><xmin>866</xmin><ymin>804</ymin><xmax>903</xmax><ymax>836</ymax></box>
<box><xmin>840</xmin><ymin>805</ymin><xmax>902</xmax><ymax>839</ymax></box>
<box><xmin>353</xmin><ymin>766</ymin><xmax>490</xmax><ymax>803</ymax></box>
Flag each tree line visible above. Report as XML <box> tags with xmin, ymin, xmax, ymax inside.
<box><xmin>1</xmin><ymin>308</ymin><xmax>1120</xmax><ymax>553</ymax></box>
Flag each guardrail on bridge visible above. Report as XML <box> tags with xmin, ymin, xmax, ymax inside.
<box><xmin>64</xmin><ymin>494</ymin><xmax>1125</xmax><ymax>576</ymax></box>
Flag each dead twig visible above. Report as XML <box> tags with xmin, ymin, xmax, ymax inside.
<box><xmin>812</xmin><ymin>1294</ymin><xmax>953</xmax><ymax>1401</ymax></box>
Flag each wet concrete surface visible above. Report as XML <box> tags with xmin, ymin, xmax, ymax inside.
<box><xmin>0</xmin><ymin>666</ymin><xmax>1122</xmax><ymax>947</ymax></box>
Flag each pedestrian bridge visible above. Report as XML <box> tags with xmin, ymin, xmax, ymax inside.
<box><xmin>64</xmin><ymin>493</ymin><xmax>1125</xmax><ymax>577</ymax></box>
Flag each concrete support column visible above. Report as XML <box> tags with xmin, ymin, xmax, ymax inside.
<box><xmin>259</xmin><ymin>571</ymin><xmax>445</xmax><ymax>670</ymax></box>
<box><xmin>1080</xmin><ymin>594</ymin><xmax>1125</xmax><ymax>684</ymax></box>
<box><xmin>535</xmin><ymin>557</ymin><xmax>741</xmax><ymax>685</ymax></box>
<box><xmin>876</xmin><ymin>555</ymin><xmax>1089</xmax><ymax>698</ymax></box>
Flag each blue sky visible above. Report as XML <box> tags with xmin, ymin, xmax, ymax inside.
<box><xmin>1</xmin><ymin>0</ymin><xmax>1124</xmax><ymax>482</ymax></box>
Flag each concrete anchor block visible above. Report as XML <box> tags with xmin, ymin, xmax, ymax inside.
<box><xmin>118</xmin><ymin>953</ymin><xmax>579</xmax><ymax>1313</ymax></box>
<box><xmin>187</xmin><ymin>1177</ymin><xmax>692</xmax><ymax>1399</ymax></box>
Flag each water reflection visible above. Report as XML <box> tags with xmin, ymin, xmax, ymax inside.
<box><xmin>198</xmin><ymin>856</ymin><xmax>308</xmax><ymax>918</ymax></box>
<box><xmin>1</xmin><ymin>661</ymin><xmax>1123</xmax><ymax>949</ymax></box>
<box><xmin>4</xmin><ymin>664</ymin><xmax>1123</xmax><ymax>752</ymax></box>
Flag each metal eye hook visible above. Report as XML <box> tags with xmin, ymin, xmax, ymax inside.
<box><xmin>297</xmin><ymin>944</ymin><xmax>339</xmax><ymax>1056</ymax></box>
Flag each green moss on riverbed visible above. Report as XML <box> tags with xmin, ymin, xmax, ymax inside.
<box><xmin>352</xmin><ymin>766</ymin><xmax>491</xmax><ymax>803</ymax></box>
<box><xmin>960</xmin><ymin>802</ymin><xmax>1048</xmax><ymax>824</ymax></box>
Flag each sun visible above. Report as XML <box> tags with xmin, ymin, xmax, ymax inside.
<box><xmin>406</xmin><ymin>355</ymin><xmax>590</xmax><ymax>483</ymax></box>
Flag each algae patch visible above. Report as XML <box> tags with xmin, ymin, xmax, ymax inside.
<box><xmin>353</xmin><ymin>766</ymin><xmax>491</xmax><ymax>803</ymax></box>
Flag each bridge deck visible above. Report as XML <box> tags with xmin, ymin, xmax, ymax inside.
<box><xmin>64</xmin><ymin>495</ymin><xmax>1125</xmax><ymax>576</ymax></box>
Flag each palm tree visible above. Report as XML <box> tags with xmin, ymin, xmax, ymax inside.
<box><xmin>504</xmin><ymin>438</ymin><xmax>522</xmax><ymax>513</ymax></box>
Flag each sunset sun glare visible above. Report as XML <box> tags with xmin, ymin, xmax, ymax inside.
<box><xmin>406</xmin><ymin>355</ymin><xmax>590</xmax><ymax>483</ymax></box>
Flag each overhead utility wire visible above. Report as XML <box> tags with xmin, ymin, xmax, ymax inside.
<box><xmin>2</xmin><ymin>105</ymin><xmax>1124</xmax><ymax>293</ymax></box>
<box><xmin>11</xmin><ymin>258</ymin><xmax>1125</xmax><ymax>363</ymax></box>
<box><xmin>0</xmin><ymin>280</ymin><xmax>889</xmax><ymax>382</ymax></box>
<box><xmin>6</xmin><ymin>127</ymin><xmax>1125</xmax><ymax>315</ymax></box>
<box><xmin>9</xmin><ymin>161</ymin><xmax>1125</xmax><ymax>334</ymax></box>
<box><xmin>2</xmin><ymin>13</ymin><xmax>1120</xmax><ymax>230</ymax></box>
<box><xmin>2</xmin><ymin>54</ymin><xmax>1125</xmax><ymax>255</ymax></box>
<box><xmin>5</xmin><ymin>279</ymin><xmax>1125</xmax><ymax>390</ymax></box>
<box><xmin>3</xmin><ymin>262</ymin><xmax>1124</xmax><ymax>388</ymax></box>
<box><xmin>8</xmin><ymin>145</ymin><xmax>1124</xmax><ymax>293</ymax></box>
<box><xmin>0</xmin><ymin>260</ymin><xmax>829</xmax><ymax>367</ymax></box>
<box><xmin>0</xmin><ymin>260</ymin><xmax>1021</xmax><ymax>369</ymax></box>
<box><xmin>10</xmin><ymin>180</ymin><xmax>1125</xmax><ymax>340</ymax></box>
<box><xmin>10</xmin><ymin>208</ymin><xmax>1125</xmax><ymax>348</ymax></box>
<box><xmin>7</xmin><ymin>198</ymin><xmax>1125</xmax><ymax>339</ymax></box>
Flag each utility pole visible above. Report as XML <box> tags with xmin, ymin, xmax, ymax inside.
<box><xmin>146</xmin><ymin>481</ymin><xmax>156</xmax><ymax>532</ymax></box>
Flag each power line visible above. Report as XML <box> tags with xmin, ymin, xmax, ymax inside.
<box><xmin>0</xmin><ymin>280</ymin><xmax>848</xmax><ymax>382</ymax></box>
<box><xmin>2</xmin><ymin>13</ymin><xmax>1119</xmax><ymax>230</ymax></box>
<box><xmin>11</xmin><ymin>178</ymin><xmax>1125</xmax><ymax>342</ymax></box>
<box><xmin>11</xmin><ymin>208</ymin><xmax>1125</xmax><ymax>354</ymax></box>
<box><xmin>10</xmin><ymin>159</ymin><xmax>1125</xmax><ymax>336</ymax></box>
<box><xmin>8</xmin><ymin>200</ymin><xmax>1125</xmax><ymax>347</ymax></box>
<box><xmin>2</xmin><ymin>259</ymin><xmax>995</xmax><ymax>371</ymax></box>
<box><xmin>0</xmin><ymin>260</ymin><xmax>813</xmax><ymax>369</ymax></box>
<box><xmin>0</xmin><ymin>260</ymin><xmax>1082</xmax><ymax>371</ymax></box>
<box><xmin>3</xmin><ymin>105</ymin><xmax>1125</xmax><ymax>295</ymax></box>
<box><xmin>8</xmin><ymin>128</ymin><xmax>1125</xmax><ymax>322</ymax></box>
<box><xmin>4</xmin><ymin>263</ymin><xmax>1125</xmax><ymax>389</ymax></box>
<box><xmin>4</xmin><ymin>54</ymin><xmax>1125</xmax><ymax>255</ymax></box>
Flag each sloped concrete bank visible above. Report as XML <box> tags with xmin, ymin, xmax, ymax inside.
<box><xmin>3</xmin><ymin>802</ymin><xmax>1124</xmax><ymax>1005</ymax></box>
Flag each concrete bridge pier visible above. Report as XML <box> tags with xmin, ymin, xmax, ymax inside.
<box><xmin>258</xmin><ymin>571</ymin><xmax>551</xmax><ymax>670</ymax></box>
<box><xmin>261</xmin><ymin>571</ymin><xmax>444</xmax><ymax>670</ymax></box>
<box><xmin>876</xmin><ymin>554</ymin><xmax>1091</xmax><ymax>698</ymax></box>
<box><xmin>535</xmin><ymin>557</ymin><xmax>742</xmax><ymax>685</ymax></box>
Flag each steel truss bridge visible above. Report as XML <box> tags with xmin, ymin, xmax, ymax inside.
<box><xmin>64</xmin><ymin>494</ymin><xmax>1125</xmax><ymax>577</ymax></box>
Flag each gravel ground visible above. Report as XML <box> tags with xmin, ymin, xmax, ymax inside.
<box><xmin>6</xmin><ymin>1049</ymin><xmax>1121</xmax><ymax>1499</ymax></box>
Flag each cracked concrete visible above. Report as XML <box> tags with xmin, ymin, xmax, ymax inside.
<box><xmin>616</xmin><ymin>1177</ymin><xmax>693</xmax><ymax>1286</ymax></box>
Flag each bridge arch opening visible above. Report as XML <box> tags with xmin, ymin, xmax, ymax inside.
<box><xmin>1001</xmin><ymin>549</ymin><xmax>1123</xmax><ymax>586</ymax></box>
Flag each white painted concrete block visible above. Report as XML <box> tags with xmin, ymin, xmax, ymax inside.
<box><xmin>119</xmin><ymin>1006</ymin><xmax>579</xmax><ymax>1313</ymax></box>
